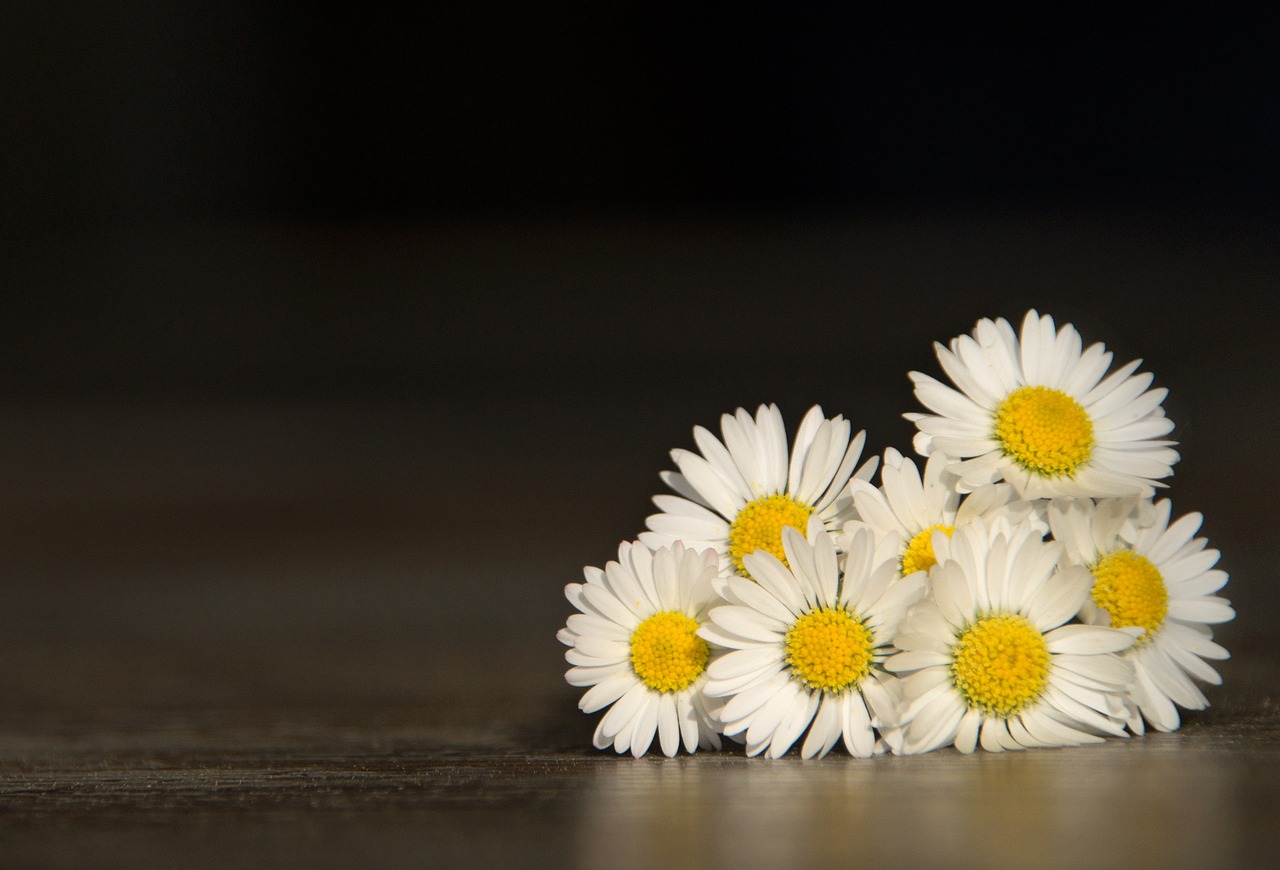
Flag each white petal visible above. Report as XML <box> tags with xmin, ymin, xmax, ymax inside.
<box><xmin>720</xmin><ymin>671</ymin><xmax>792</xmax><ymax>721</ymax></box>
<box><xmin>705</xmin><ymin>657</ymin><xmax>788</xmax><ymax>697</ymax></box>
<box><xmin>578</xmin><ymin>673</ymin><xmax>636</xmax><ymax>712</ymax></box>
<box><xmin>565</xmin><ymin>612</ymin><xmax>630</xmax><ymax>641</ymax></box>
<box><xmin>903</xmin><ymin>694</ymin><xmax>965</xmax><ymax>755</ymax></box>
<box><xmin>1159</xmin><ymin>636</ymin><xmax>1223</xmax><ymax>686</ymax></box>
<box><xmin>1133</xmin><ymin>664</ymin><xmax>1181</xmax><ymax>732</ymax></box>
<box><xmin>801</xmin><ymin>694</ymin><xmax>844</xmax><ymax>759</ymax></box>
<box><xmin>773</xmin><ymin>689</ymin><xmax>821</xmax><ymax>758</ymax></box>
<box><xmin>746</xmin><ymin>681</ymin><xmax>805</xmax><ymax>750</ymax></box>
<box><xmin>706</xmin><ymin>605</ymin><xmax>787</xmax><ymax>643</ymax></box>
<box><xmin>1052</xmin><ymin>652</ymin><xmax>1134</xmax><ymax>689</ymax></box>
<box><xmin>657</xmin><ymin>693</ymin><xmax>681</xmax><ymax>757</ymax></box>
<box><xmin>566</xmin><ymin>662</ymin><xmax>624</xmax><ymax>688</ymax></box>
<box><xmin>841</xmin><ymin>691</ymin><xmax>876</xmax><ymax>758</ymax></box>
<box><xmin>571</xmin><ymin>634</ymin><xmax>631</xmax><ymax>661</ymax></box>
<box><xmin>1020</xmin><ymin>706</ymin><xmax>1101</xmax><ymax>747</ymax></box>
<box><xmin>885</xmin><ymin>649</ymin><xmax>951</xmax><ymax>671</ymax></box>
<box><xmin>1044</xmin><ymin>685</ymin><xmax>1127</xmax><ymax>736</ymax></box>
<box><xmin>674</xmin><ymin>449</ymin><xmax>749</xmax><ymax>520</ymax></box>
<box><xmin>1167</xmin><ymin>597</ymin><xmax>1236</xmax><ymax>625</ymax></box>
<box><xmin>1161</xmin><ymin>622</ymin><xmax>1230</xmax><ymax>660</ymax></box>
<box><xmin>644</xmin><ymin>510</ymin><xmax>729</xmax><ymax>543</ymax></box>
<box><xmin>954</xmin><ymin>708</ymin><xmax>981</xmax><ymax>754</ymax></box>
<box><xmin>742</xmin><ymin>553</ymin><xmax>807</xmax><ymax>613</ymax></box>
<box><xmin>598</xmin><ymin>682</ymin><xmax>649</xmax><ymax>740</ymax></box>
<box><xmin>1045</xmin><ymin>624</ymin><xmax>1135</xmax><ymax>655</ymax></box>
<box><xmin>722</xmin><ymin>572</ymin><xmax>799</xmax><ymax>623</ymax></box>
<box><xmin>629</xmin><ymin>693</ymin><xmax>660</xmax><ymax>757</ymax></box>
<box><xmin>706</xmin><ymin>644</ymin><xmax>785</xmax><ymax>680</ymax></box>
<box><xmin>1142</xmin><ymin>646</ymin><xmax>1209</xmax><ymax>710</ymax></box>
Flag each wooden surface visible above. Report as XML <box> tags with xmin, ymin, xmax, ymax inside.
<box><xmin>0</xmin><ymin>634</ymin><xmax>1276</xmax><ymax>869</ymax></box>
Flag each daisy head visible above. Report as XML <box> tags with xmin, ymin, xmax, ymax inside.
<box><xmin>906</xmin><ymin>309</ymin><xmax>1180</xmax><ymax>499</ymax></box>
<box><xmin>557</xmin><ymin>540</ymin><xmax>725</xmax><ymax>757</ymax></box>
<box><xmin>887</xmin><ymin>517</ymin><xmax>1137</xmax><ymax>754</ymax></box>
<box><xmin>1049</xmin><ymin>497</ymin><xmax>1234</xmax><ymax>734</ymax></box>
<box><xmin>698</xmin><ymin>526</ymin><xmax>926</xmax><ymax>758</ymax></box>
<box><xmin>640</xmin><ymin>403</ymin><xmax>878</xmax><ymax>582</ymax></box>
<box><xmin>838</xmin><ymin>446</ymin><xmax>1045</xmax><ymax>581</ymax></box>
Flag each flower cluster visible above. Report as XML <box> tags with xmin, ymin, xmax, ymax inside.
<box><xmin>557</xmin><ymin>310</ymin><xmax>1234</xmax><ymax>757</ymax></box>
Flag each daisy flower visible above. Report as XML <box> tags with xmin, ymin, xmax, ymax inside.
<box><xmin>699</xmin><ymin>526</ymin><xmax>926</xmax><ymax>758</ymax></box>
<box><xmin>640</xmin><ymin>403</ymin><xmax>878</xmax><ymax>581</ymax></box>
<box><xmin>837</xmin><ymin>446</ymin><xmax>1044</xmax><ymax>581</ymax></box>
<box><xmin>1048</xmin><ymin>497</ymin><xmax>1234</xmax><ymax>734</ymax></box>
<box><xmin>558</xmin><ymin>540</ymin><xmax>725</xmax><ymax>757</ymax></box>
<box><xmin>888</xmin><ymin>517</ymin><xmax>1137</xmax><ymax>754</ymax></box>
<box><xmin>905</xmin><ymin>309</ymin><xmax>1180</xmax><ymax>499</ymax></box>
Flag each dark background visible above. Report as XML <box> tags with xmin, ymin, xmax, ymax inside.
<box><xmin>0</xmin><ymin>2</ymin><xmax>1277</xmax><ymax>698</ymax></box>
<box><xmin>6</xmin><ymin>5</ymin><xmax>1280</xmax><ymax>228</ymax></box>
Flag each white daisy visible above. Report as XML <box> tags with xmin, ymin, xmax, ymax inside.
<box><xmin>887</xmin><ymin>517</ymin><xmax>1137</xmax><ymax>754</ymax></box>
<box><xmin>699</xmin><ymin>526</ymin><xmax>926</xmax><ymax>758</ymax></box>
<box><xmin>838</xmin><ymin>446</ymin><xmax>1044</xmax><ymax>580</ymax></box>
<box><xmin>640</xmin><ymin>403</ymin><xmax>878</xmax><ymax>581</ymax></box>
<box><xmin>906</xmin><ymin>309</ymin><xmax>1180</xmax><ymax>499</ymax></box>
<box><xmin>557</xmin><ymin>540</ymin><xmax>725</xmax><ymax>757</ymax></box>
<box><xmin>1048</xmin><ymin>497</ymin><xmax>1234</xmax><ymax>734</ymax></box>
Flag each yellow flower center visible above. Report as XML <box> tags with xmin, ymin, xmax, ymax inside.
<box><xmin>901</xmin><ymin>524</ymin><xmax>955</xmax><ymax>575</ymax></box>
<box><xmin>728</xmin><ymin>493</ymin><xmax>813</xmax><ymax>578</ymax></box>
<box><xmin>993</xmin><ymin>386</ymin><xmax>1094</xmax><ymax>478</ymax></box>
<box><xmin>785</xmin><ymin>607</ymin><xmax>874</xmax><ymax>693</ymax></box>
<box><xmin>629</xmin><ymin>611</ymin><xmax>709</xmax><ymax>693</ymax></box>
<box><xmin>950</xmin><ymin>613</ymin><xmax>1051</xmax><ymax>717</ymax></box>
<box><xmin>1091</xmin><ymin>550</ymin><xmax>1168</xmax><ymax>643</ymax></box>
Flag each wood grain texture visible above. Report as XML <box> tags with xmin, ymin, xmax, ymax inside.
<box><xmin>0</xmin><ymin>632</ymin><xmax>1275</xmax><ymax>869</ymax></box>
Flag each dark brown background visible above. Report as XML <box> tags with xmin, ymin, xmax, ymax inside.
<box><xmin>1</xmin><ymin>4</ymin><xmax>1278</xmax><ymax>868</ymax></box>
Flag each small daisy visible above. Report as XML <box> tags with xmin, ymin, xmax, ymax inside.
<box><xmin>699</xmin><ymin>526</ymin><xmax>926</xmax><ymax>758</ymax></box>
<box><xmin>640</xmin><ymin>403</ymin><xmax>878</xmax><ymax>581</ymax></box>
<box><xmin>558</xmin><ymin>540</ymin><xmax>724</xmax><ymax>757</ymax></box>
<box><xmin>906</xmin><ymin>309</ymin><xmax>1180</xmax><ymax>499</ymax></box>
<box><xmin>888</xmin><ymin>517</ymin><xmax>1137</xmax><ymax>754</ymax></box>
<box><xmin>1048</xmin><ymin>497</ymin><xmax>1234</xmax><ymax>734</ymax></box>
<box><xmin>838</xmin><ymin>446</ymin><xmax>1044</xmax><ymax>581</ymax></box>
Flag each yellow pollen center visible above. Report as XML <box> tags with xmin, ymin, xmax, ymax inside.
<box><xmin>993</xmin><ymin>386</ymin><xmax>1094</xmax><ymax>478</ymax></box>
<box><xmin>902</xmin><ymin>524</ymin><xmax>955</xmax><ymax>575</ymax></box>
<box><xmin>1091</xmin><ymin>550</ymin><xmax>1168</xmax><ymax>643</ymax></box>
<box><xmin>785</xmin><ymin>607</ymin><xmax>874</xmax><ymax>693</ymax></box>
<box><xmin>728</xmin><ymin>493</ymin><xmax>813</xmax><ymax>578</ymax></box>
<box><xmin>950</xmin><ymin>613</ymin><xmax>1051</xmax><ymax>717</ymax></box>
<box><xmin>630</xmin><ymin>611</ymin><xmax>709</xmax><ymax>693</ymax></box>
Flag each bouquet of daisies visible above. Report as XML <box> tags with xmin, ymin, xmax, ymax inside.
<box><xmin>557</xmin><ymin>310</ymin><xmax>1234</xmax><ymax>758</ymax></box>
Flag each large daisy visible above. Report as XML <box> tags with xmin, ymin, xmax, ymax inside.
<box><xmin>905</xmin><ymin>309</ymin><xmax>1180</xmax><ymax>499</ymax></box>
<box><xmin>699</xmin><ymin>526</ymin><xmax>926</xmax><ymax>758</ymax></box>
<box><xmin>837</xmin><ymin>446</ymin><xmax>1044</xmax><ymax>581</ymax></box>
<box><xmin>558</xmin><ymin>540</ymin><xmax>724</xmax><ymax>757</ymax></box>
<box><xmin>887</xmin><ymin>517</ymin><xmax>1137</xmax><ymax>754</ymax></box>
<box><xmin>1048</xmin><ymin>497</ymin><xmax>1234</xmax><ymax>734</ymax></box>
<box><xmin>640</xmin><ymin>403</ymin><xmax>878</xmax><ymax>580</ymax></box>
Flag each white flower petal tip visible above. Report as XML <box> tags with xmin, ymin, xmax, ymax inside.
<box><xmin>908</xmin><ymin>310</ymin><xmax>1179</xmax><ymax>499</ymax></box>
<box><xmin>558</xmin><ymin>540</ymin><xmax>727</xmax><ymax>757</ymax></box>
